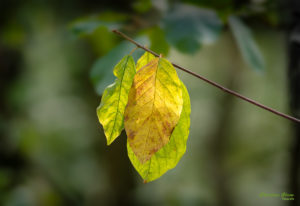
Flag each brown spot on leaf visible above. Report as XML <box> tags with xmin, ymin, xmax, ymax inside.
<box><xmin>150</xmin><ymin>148</ymin><xmax>158</xmax><ymax>155</ymax></box>
<box><xmin>124</xmin><ymin>115</ymin><xmax>129</xmax><ymax>121</ymax></box>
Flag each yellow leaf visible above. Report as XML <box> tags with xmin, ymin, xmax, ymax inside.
<box><xmin>127</xmin><ymin>81</ymin><xmax>191</xmax><ymax>182</ymax></box>
<box><xmin>136</xmin><ymin>51</ymin><xmax>156</xmax><ymax>71</ymax></box>
<box><xmin>124</xmin><ymin>57</ymin><xmax>183</xmax><ymax>163</ymax></box>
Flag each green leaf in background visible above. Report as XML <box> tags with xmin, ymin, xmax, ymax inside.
<box><xmin>163</xmin><ymin>3</ymin><xmax>222</xmax><ymax>54</ymax></box>
<box><xmin>69</xmin><ymin>12</ymin><xmax>129</xmax><ymax>36</ymax></box>
<box><xmin>86</xmin><ymin>26</ymin><xmax>119</xmax><ymax>55</ymax></box>
<box><xmin>132</xmin><ymin>0</ymin><xmax>152</xmax><ymax>13</ymax></box>
<box><xmin>182</xmin><ymin>0</ymin><xmax>234</xmax><ymax>7</ymax></box>
<box><xmin>127</xmin><ymin>80</ymin><xmax>191</xmax><ymax>182</ymax></box>
<box><xmin>90</xmin><ymin>36</ymin><xmax>149</xmax><ymax>95</ymax></box>
<box><xmin>228</xmin><ymin>16</ymin><xmax>265</xmax><ymax>71</ymax></box>
<box><xmin>1</xmin><ymin>23</ymin><xmax>25</xmax><ymax>48</ymax></box>
<box><xmin>97</xmin><ymin>55</ymin><xmax>136</xmax><ymax>145</ymax></box>
<box><xmin>147</xmin><ymin>26</ymin><xmax>170</xmax><ymax>56</ymax></box>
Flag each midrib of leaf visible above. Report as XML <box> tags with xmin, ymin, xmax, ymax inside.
<box><xmin>145</xmin><ymin>157</ymin><xmax>152</xmax><ymax>180</ymax></box>
<box><xmin>144</xmin><ymin>56</ymin><xmax>159</xmax><ymax>177</ymax></box>
<box><xmin>141</xmin><ymin>58</ymin><xmax>159</xmax><ymax>162</ymax></box>
<box><xmin>109</xmin><ymin>56</ymin><xmax>130</xmax><ymax>140</ymax></box>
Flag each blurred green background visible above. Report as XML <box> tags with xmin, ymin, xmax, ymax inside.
<box><xmin>0</xmin><ymin>0</ymin><xmax>299</xmax><ymax>206</ymax></box>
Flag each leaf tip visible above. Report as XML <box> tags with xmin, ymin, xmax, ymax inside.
<box><xmin>143</xmin><ymin>180</ymin><xmax>148</xmax><ymax>184</ymax></box>
<box><xmin>106</xmin><ymin>137</ymin><xmax>114</xmax><ymax>146</ymax></box>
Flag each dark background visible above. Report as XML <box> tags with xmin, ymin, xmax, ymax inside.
<box><xmin>0</xmin><ymin>0</ymin><xmax>299</xmax><ymax>205</ymax></box>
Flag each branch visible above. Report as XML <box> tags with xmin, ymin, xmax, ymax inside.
<box><xmin>112</xmin><ymin>29</ymin><xmax>300</xmax><ymax>124</ymax></box>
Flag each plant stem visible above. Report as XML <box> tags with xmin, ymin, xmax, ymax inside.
<box><xmin>112</xmin><ymin>29</ymin><xmax>300</xmax><ymax>124</ymax></box>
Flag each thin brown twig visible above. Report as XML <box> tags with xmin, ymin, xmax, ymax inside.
<box><xmin>112</xmin><ymin>29</ymin><xmax>300</xmax><ymax>124</ymax></box>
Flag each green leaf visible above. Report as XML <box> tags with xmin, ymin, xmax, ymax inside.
<box><xmin>97</xmin><ymin>55</ymin><xmax>136</xmax><ymax>145</ymax></box>
<box><xmin>69</xmin><ymin>12</ymin><xmax>129</xmax><ymax>36</ymax></box>
<box><xmin>147</xmin><ymin>27</ymin><xmax>170</xmax><ymax>56</ymax></box>
<box><xmin>228</xmin><ymin>16</ymin><xmax>265</xmax><ymax>71</ymax></box>
<box><xmin>127</xmin><ymin>80</ymin><xmax>191</xmax><ymax>182</ymax></box>
<box><xmin>163</xmin><ymin>3</ymin><xmax>222</xmax><ymax>54</ymax></box>
<box><xmin>90</xmin><ymin>36</ymin><xmax>149</xmax><ymax>95</ymax></box>
<box><xmin>132</xmin><ymin>0</ymin><xmax>152</xmax><ymax>13</ymax></box>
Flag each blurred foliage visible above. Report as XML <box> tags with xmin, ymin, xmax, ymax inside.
<box><xmin>69</xmin><ymin>0</ymin><xmax>268</xmax><ymax>94</ymax></box>
<box><xmin>0</xmin><ymin>0</ymin><xmax>294</xmax><ymax>206</ymax></box>
<box><xmin>146</xmin><ymin>26</ymin><xmax>169</xmax><ymax>56</ymax></box>
<box><xmin>228</xmin><ymin>16</ymin><xmax>265</xmax><ymax>71</ymax></box>
<box><xmin>70</xmin><ymin>12</ymin><xmax>130</xmax><ymax>37</ymax></box>
<box><xmin>162</xmin><ymin>4</ymin><xmax>222</xmax><ymax>54</ymax></box>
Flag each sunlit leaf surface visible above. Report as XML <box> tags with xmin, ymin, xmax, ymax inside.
<box><xmin>124</xmin><ymin>57</ymin><xmax>183</xmax><ymax>163</ymax></box>
<box><xmin>136</xmin><ymin>51</ymin><xmax>156</xmax><ymax>71</ymax></box>
<box><xmin>97</xmin><ymin>55</ymin><xmax>136</xmax><ymax>145</ymax></box>
<box><xmin>128</xmin><ymin>81</ymin><xmax>191</xmax><ymax>182</ymax></box>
